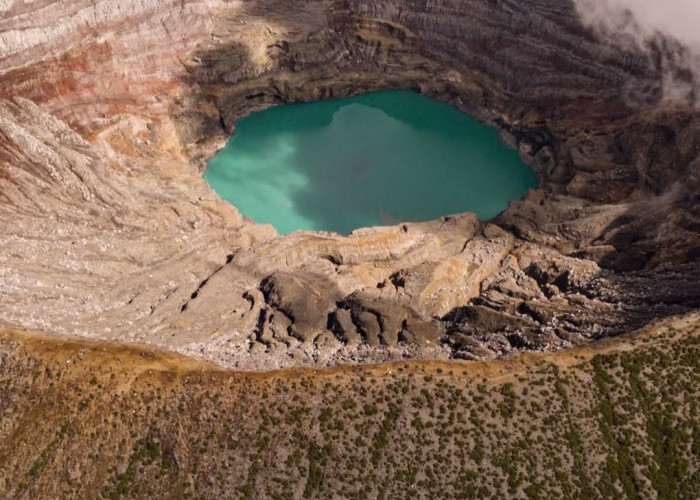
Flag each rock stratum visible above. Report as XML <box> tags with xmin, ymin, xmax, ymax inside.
<box><xmin>1</xmin><ymin>0</ymin><xmax>699</xmax><ymax>369</ymax></box>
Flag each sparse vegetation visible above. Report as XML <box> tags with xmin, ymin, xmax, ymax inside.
<box><xmin>0</xmin><ymin>318</ymin><xmax>697</xmax><ymax>499</ymax></box>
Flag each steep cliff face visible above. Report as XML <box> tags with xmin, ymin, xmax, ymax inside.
<box><xmin>0</xmin><ymin>0</ymin><xmax>698</xmax><ymax>369</ymax></box>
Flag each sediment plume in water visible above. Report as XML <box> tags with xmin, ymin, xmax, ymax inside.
<box><xmin>205</xmin><ymin>91</ymin><xmax>537</xmax><ymax>235</ymax></box>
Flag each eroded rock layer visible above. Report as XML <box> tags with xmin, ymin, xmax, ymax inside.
<box><xmin>0</xmin><ymin>0</ymin><xmax>698</xmax><ymax>369</ymax></box>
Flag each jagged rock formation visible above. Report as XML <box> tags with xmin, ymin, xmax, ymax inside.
<box><xmin>0</xmin><ymin>0</ymin><xmax>698</xmax><ymax>369</ymax></box>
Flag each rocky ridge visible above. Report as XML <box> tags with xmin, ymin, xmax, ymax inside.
<box><xmin>0</xmin><ymin>0</ymin><xmax>698</xmax><ymax>369</ymax></box>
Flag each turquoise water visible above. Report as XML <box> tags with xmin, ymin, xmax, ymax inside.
<box><xmin>205</xmin><ymin>90</ymin><xmax>537</xmax><ymax>235</ymax></box>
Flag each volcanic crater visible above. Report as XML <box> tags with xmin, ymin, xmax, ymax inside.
<box><xmin>1</xmin><ymin>0</ymin><xmax>698</xmax><ymax>370</ymax></box>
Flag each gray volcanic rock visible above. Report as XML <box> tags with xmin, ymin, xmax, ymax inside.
<box><xmin>0</xmin><ymin>0</ymin><xmax>698</xmax><ymax>369</ymax></box>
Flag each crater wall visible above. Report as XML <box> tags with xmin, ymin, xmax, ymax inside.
<box><xmin>0</xmin><ymin>0</ymin><xmax>698</xmax><ymax>369</ymax></box>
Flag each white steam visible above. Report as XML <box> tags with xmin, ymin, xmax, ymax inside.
<box><xmin>573</xmin><ymin>0</ymin><xmax>700</xmax><ymax>107</ymax></box>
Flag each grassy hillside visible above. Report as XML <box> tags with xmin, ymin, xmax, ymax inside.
<box><xmin>1</xmin><ymin>313</ymin><xmax>698</xmax><ymax>499</ymax></box>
